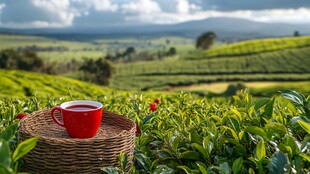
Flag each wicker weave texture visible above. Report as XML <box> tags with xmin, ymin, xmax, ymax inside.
<box><xmin>18</xmin><ymin>108</ymin><xmax>135</xmax><ymax>174</ymax></box>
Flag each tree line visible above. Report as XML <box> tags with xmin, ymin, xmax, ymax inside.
<box><xmin>0</xmin><ymin>49</ymin><xmax>115</xmax><ymax>86</ymax></box>
<box><xmin>105</xmin><ymin>46</ymin><xmax>177</xmax><ymax>63</ymax></box>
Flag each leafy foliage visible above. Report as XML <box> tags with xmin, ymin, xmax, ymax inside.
<box><xmin>0</xmin><ymin>49</ymin><xmax>43</xmax><ymax>71</ymax></box>
<box><xmin>0</xmin><ymin>122</ymin><xmax>38</xmax><ymax>173</ymax></box>
<box><xmin>196</xmin><ymin>32</ymin><xmax>217</xmax><ymax>50</ymax></box>
<box><xmin>1</xmin><ymin>89</ymin><xmax>310</xmax><ymax>173</ymax></box>
<box><xmin>79</xmin><ymin>58</ymin><xmax>115</xmax><ymax>85</ymax></box>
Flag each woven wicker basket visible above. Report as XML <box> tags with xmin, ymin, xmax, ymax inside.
<box><xmin>18</xmin><ymin>108</ymin><xmax>135</xmax><ymax>174</ymax></box>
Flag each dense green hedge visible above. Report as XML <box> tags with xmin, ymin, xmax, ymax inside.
<box><xmin>0</xmin><ymin>90</ymin><xmax>309</xmax><ymax>173</ymax></box>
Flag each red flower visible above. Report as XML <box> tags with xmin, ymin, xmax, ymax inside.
<box><xmin>150</xmin><ymin>103</ymin><xmax>156</xmax><ymax>111</ymax></box>
<box><xmin>154</xmin><ymin>98</ymin><xmax>160</xmax><ymax>104</ymax></box>
<box><xmin>16</xmin><ymin>113</ymin><xmax>26</xmax><ymax>120</ymax></box>
<box><xmin>135</xmin><ymin>124</ymin><xmax>141</xmax><ymax>135</ymax></box>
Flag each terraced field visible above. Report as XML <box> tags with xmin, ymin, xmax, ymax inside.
<box><xmin>111</xmin><ymin>36</ymin><xmax>310</xmax><ymax>94</ymax></box>
<box><xmin>188</xmin><ymin>36</ymin><xmax>310</xmax><ymax>59</ymax></box>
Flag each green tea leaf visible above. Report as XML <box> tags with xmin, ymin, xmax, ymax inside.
<box><xmin>142</xmin><ymin>111</ymin><xmax>158</xmax><ymax>124</ymax></box>
<box><xmin>254</xmin><ymin>98</ymin><xmax>270</xmax><ymax>111</ymax></box>
<box><xmin>223</xmin><ymin>126</ymin><xmax>239</xmax><ymax>141</ymax></box>
<box><xmin>219</xmin><ymin>162</ymin><xmax>231</xmax><ymax>174</ymax></box>
<box><xmin>278</xmin><ymin>144</ymin><xmax>292</xmax><ymax>157</ymax></box>
<box><xmin>248</xmin><ymin>168</ymin><xmax>255</xmax><ymax>174</ymax></box>
<box><xmin>238</xmin><ymin>131</ymin><xmax>245</xmax><ymax>140</ymax></box>
<box><xmin>0</xmin><ymin>140</ymin><xmax>11</xmax><ymax>168</ymax></box>
<box><xmin>134</xmin><ymin>152</ymin><xmax>150</xmax><ymax>171</ymax></box>
<box><xmin>0</xmin><ymin>122</ymin><xmax>18</xmax><ymax>141</ymax></box>
<box><xmin>232</xmin><ymin>157</ymin><xmax>243</xmax><ymax>174</ymax></box>
<box><xmin>265</xmin><ymin>122</ymin><xmax>287</xmax><ymax>136</ymax></box>
<box><xmin>268</xmin><ymin>151</ymin><xmax>289</xmax><ymax>174</ymax></box>
<box><xmin>153</xmin><ymin>165</ymin><xmax>174</xmax><ymax>174</ymax></box>
<box><xmin>298</xmin><ymin>153</ymin><xmax>310</xmax><ymax>163</ymax></box>
<box><xmin>12</xmin><ymin>136</ymin><xmax>39</xmax><ymax>163</ymax></box>
<box><xmin>118</xmin><ymin>152</ymin><xmax>128</xmax><ymax>171</ymax></box>
<box><xmin>244</xmin><ymin>126</ymin><xmax>267</xmax><ymax>140</ymax></box>
<box><xmin>297</xmin><ymin>120</ymin><xmax>310</xmax><ymax>134</ymax></box>
<box><xmin>171</xmin><ymin>136</ymin><xmax>181</xmax><ymax>153</ymax></box>
<box><xmin>286</xmin><ymin>101</ymin><xmax>297</xmax><ymax>114</ymax></box>
<box><xmin>202</xmin><ymin>136</ymin><xmax>211</xmax><ymax>149</ymax></box>
<box><xmin>264</xmin><ymin>97</ymin><xmax>275</xmax><ymax>118</ymax></box>
<box><xmin>192</xmin><ymin>143</ymin><xmax>208</xmax><ymax>160</ymax></box>
<box><xmin>284</xmin><ymin>136</ymin><xmax>298</xmax><ymax>156</ymax></box>
<box><xmin>152</xmin><ymin>165</ymin><xmax>174</xmax><ymax>174</ymax></box>
<box><xmin>196</xmin><ymin>162</ymin><xmax>207</xmax><ymax>174</ymax></box>
<box><xmin>281</xmin><ymin>90</ymin><xmax>305</xmax><ymax>106</ymax></box>
<box><xmin>191</xmin><ymin>132</ymin><xmax>203</xmax><ymax>144</ymax></box>
<box><xmin>256</xmin><ymin>139</ymin><xmax>265</xmax><ymax>161</ymax></box>
<box><xmin>179</xmin><ymin>151</ymin><xmax>200</xmax><ymax>160</ymax></box>
<box><xmin>101</xmin><ymin>167</ymin><xmax>119</xmax><ymax>174</ymax></box>
<box><xmin>0</xmin><ymin>164</ymin><xmax>13</xmax><ymax>174</ymax></box>
<box><xmin>177</xmin><ymin>165</ymin><xmax>192</xmax><ymax>174</ymax></box>
<box><xmin>230</xmin><ymin>109</ymin><xmax>241</xmax><ymax>120</ymax></box>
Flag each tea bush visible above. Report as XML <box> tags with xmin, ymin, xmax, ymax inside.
<box><xmin>0</xmin><ymin>90</ymin><xmax>309</xmax><ymax>173</ymax></box>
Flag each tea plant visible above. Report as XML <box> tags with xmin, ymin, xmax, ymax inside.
<box><xmin>0</xmin><ymin>122</ymin><xmax>38</xmax><ymax>173</ymax></box>
<box><xmin>1</xmin><ymin>90</ymin><xmax>310</xmax><ymax>173</ymax></box>
<box><xmin>130</xmin><ymin>90</ymin><xmax>310</xmax><ymax>173</ymax></box>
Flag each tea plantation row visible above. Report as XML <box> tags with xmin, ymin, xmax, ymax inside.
<box><xmin>112</xmin><ymin>46</ymin><xmax>310</xmax><ymax>91</ymax></box>
<box><xmin>189</xmin><ymin>36</ymin><xmax>310</xmax><ymax>59</ymax></box>
<box><xmin>1</xmin><ymin>89</ymin><xmax>310</xmax><ymax>173</ymax></box>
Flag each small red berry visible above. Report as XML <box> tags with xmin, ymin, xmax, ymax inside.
<box><xmin>150</xmin><ymin>103</ymin><xmax>156</xmax><ymax>111</ymax></box>
<box><xmin>16</xmin><ymin>113</ymin><xmax>26</xmax><ymax>120</ymax></box>
<box><xmin>154</xmin><ymin>98</ymin><xmax>160</xmax><ymax>104</ymax></box>
<box><xmin>135</xmin><ymin>124</ymin><xmax>141</xmax><ymax>135</ymax></box>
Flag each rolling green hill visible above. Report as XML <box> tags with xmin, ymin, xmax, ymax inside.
<box><xmin>112</xmin><ymin>36</ymin><xmax>310</xmax><ymax>95</ymax></box>
<box><xmin>188</xmin><ymin>36</ymin><xmax>310</xmax><ymax>59</ymax></box>
<box><xmin>0</xmin><ymin>70</ymin><xmax>117</xmax><ymax>97</ymax></box>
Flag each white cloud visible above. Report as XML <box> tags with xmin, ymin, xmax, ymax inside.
<box><xmin>125</xmin><ymin>7</ymin><xmax>310</xmax><ymax>24</ymax></box>
<box><xmin>246</xmin><ymin>8</ymin><xmax>310</xmax><ymax>24</ymax></box>
<box><xmin>0</xmin><ymin>3</ymin><xmax>6</xmax><ymax>24</ymax></box>
<box><xmin>92</xmin><ymin>0</ymin><xmax>118</xmax><ymax>11</ymax></box>
<box><xmin>31</xmin><ymin>0</ymin><xmax>76</xmax><ymax>27</ymax></box>
<box><xmin>176</xmin><ymin>0</ymin><xmax>200</xmax><ymax>14</ymax></box>
<box><xmin>121</xmin><ymin>0</ymin><xmax>161</xmax><ymax>14</ymax></box>
<box><xmin>0</xmin><ymin>0</ymin><xmax>310</xmax><ymax>28</ymax></box>
<box><xmin>0</xmin><ymin>3</ymin><xmax>5</xmax><ymax>10</ymax></box>
<box><xmin>72</xmin><ymin>0</ymin><xmax>118</xmax><ymax>12</ymax></box>
<box><xmin>176</xmin><ymin>0</ymin><xmax>190</xmax><ymax>14</ymax></box>
<box><xmin>0</xmin><ymin>0</ymin><xmax>119</xmax><ymax>28</ymax></box>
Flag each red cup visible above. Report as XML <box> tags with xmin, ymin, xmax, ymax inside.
<box><xmin>51</xmin><ymin>100</ymin><xmax>103</xmax><ymax>138</ymax></box>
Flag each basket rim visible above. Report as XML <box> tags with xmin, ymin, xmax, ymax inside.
<box><xmin>19</xmin><ymin>108</ymin><xmax>135</xmax><ymax>142</ymax></box>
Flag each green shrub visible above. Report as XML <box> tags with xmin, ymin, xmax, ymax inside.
<box><xmin>1</xmin><ymin>90</ymin><xmax>309</xmax><ymax>173</ymax></box>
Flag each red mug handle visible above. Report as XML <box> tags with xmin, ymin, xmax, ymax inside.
<box><xmin>51</xmin><ymin>106</ymin><xmax>64</xmax><ymax>127</ymax></box>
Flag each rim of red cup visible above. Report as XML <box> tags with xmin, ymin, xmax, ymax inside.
<box><xmin>60</xmin><ymin>100</ymin><xmax>103</xmax><ymax>112</ymax></box>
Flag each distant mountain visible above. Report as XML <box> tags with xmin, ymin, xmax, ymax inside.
<box><xmin>172</xmin><ymin>17</ymin><xmax>310</xmax><ymax>39</ymax></box>
<box><xmin>1</xmin><ymin>17</ymin><xmax>309</xmax><ymax>41</ymax></box>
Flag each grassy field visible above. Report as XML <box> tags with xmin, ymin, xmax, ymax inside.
<box><xmin>0</xmin><ymin>34</ymin><xmax>106</xmax><ymax>62</ymax></box>
<box><xmin>0</xmin><ymin>34</ymin><xmax>194</xmax><ymax>62</ymax></box>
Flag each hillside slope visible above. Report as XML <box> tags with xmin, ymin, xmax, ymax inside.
<box><xmin>0</xmin><ymin>70</ymin><xmax>114</xmax><ymax>97</ymax></box>
<box><xmin>113</xmin><ymin>36</ymin><xmax>310</xmax><ymax>93</ymax></box>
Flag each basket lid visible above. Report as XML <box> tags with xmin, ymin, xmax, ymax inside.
<box><xmin>19</xmin><ymin>109</ymin><xmax>135</xmax><ymax>141</ymax></box>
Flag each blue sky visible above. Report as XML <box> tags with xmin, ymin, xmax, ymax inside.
<box><xmin>0</xmin><ymin>0</ymin><xmax>309</xmax><ymax>28</ymax></box>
